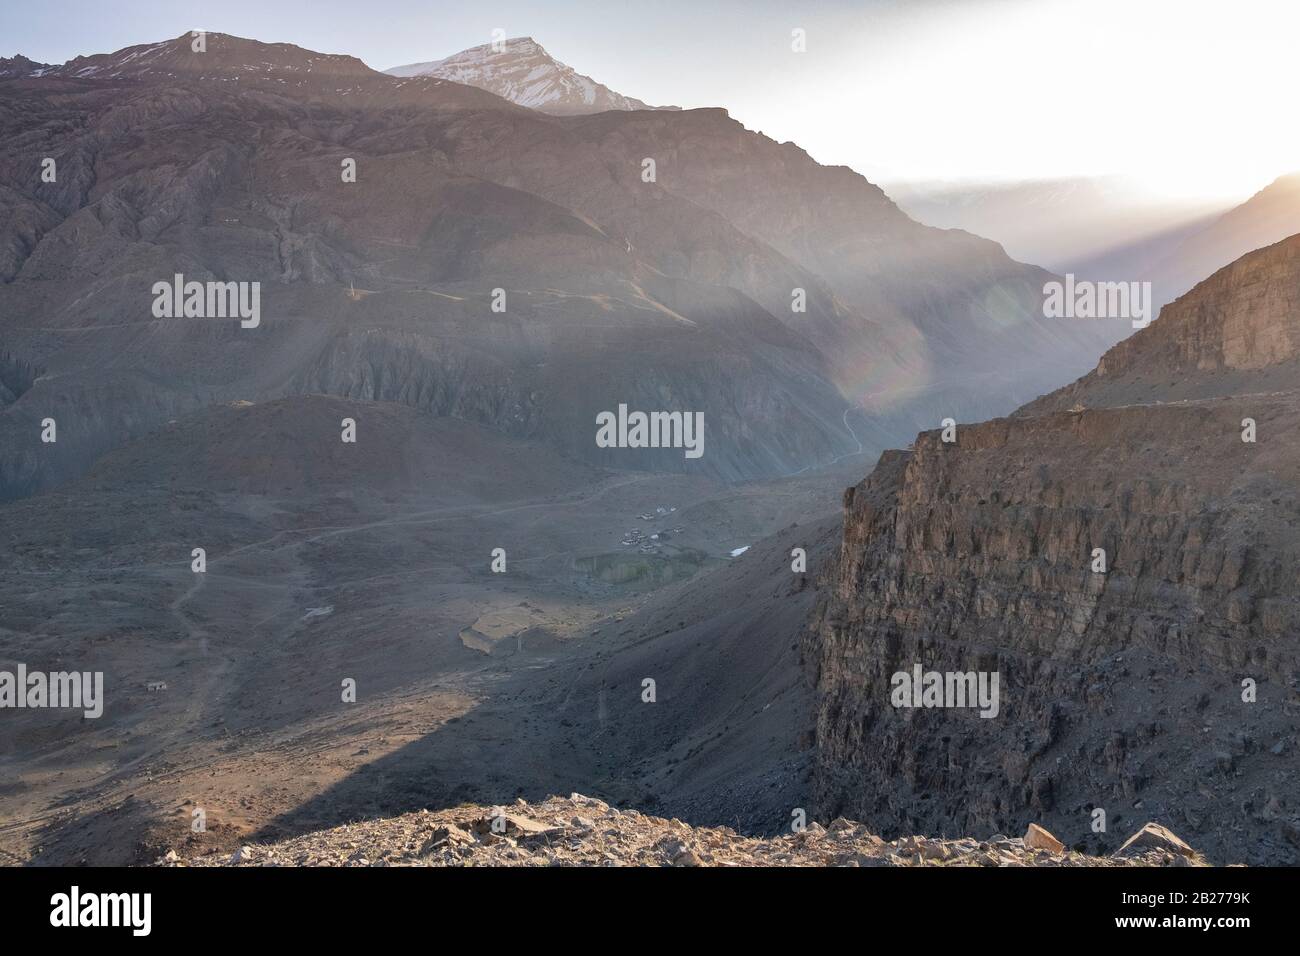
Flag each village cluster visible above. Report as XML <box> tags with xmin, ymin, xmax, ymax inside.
<box><xmin>620</xmin><ymin>506</ymin><xmax>685</xmax><ymax>554</ymax></box>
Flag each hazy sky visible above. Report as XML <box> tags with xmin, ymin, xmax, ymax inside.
<box><xmin>3</xmin><ymin>0</ymin><xmax>1292</xmax><ymax>201</ymax></box>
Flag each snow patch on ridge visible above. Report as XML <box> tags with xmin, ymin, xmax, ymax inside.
<box><xmin>385</xmin><ymin>36</ymin><xmax>673</xmax><ymax>115</ymax></box>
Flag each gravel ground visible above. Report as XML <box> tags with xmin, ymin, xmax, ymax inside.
<box><xmin>162</xmin><ymin>794</ymin><xmax>1211</xmax><ymax>867</ymax></box>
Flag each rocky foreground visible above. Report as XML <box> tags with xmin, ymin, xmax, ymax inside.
<box><xmin>161</xmin><ymin>795</ymin><xmax>1211</xmax><ymax>867</ymax></box>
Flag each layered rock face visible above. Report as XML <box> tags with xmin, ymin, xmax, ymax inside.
<box><xmin>806</xmin><ymin>237</ymin><xmax>1300</xmax><ymax>865</ymax></box>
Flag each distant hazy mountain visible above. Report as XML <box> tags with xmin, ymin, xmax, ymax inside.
<box><xmin>386</xmin><ymin>36</ymin><xmax>674</xmax><ymax>115</ymax></box>
<box><xmin>1146</xmin><ymin>173</ymin><xmax>1300</xmax><ymax>307</ymax></box>
<box><xmin>889</xmin><ymin>175</ymin><xmax>1231</xmax><ymax>279</ymax></box>
<box><xmin>892</xmin><ymin>172</ymin><xmax>1300</xmax><ymax>312</ymax></box>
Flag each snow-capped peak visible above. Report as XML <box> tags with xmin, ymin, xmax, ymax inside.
<box><xmin>385</xmin><ymin>36</ymin><xmax>674</xmax><ymax>115</ymax></box>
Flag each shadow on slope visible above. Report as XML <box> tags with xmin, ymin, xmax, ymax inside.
<box><xmin>250</xmin><ymin>515</ymin><xmax>840</xmax><ymax>844</ymax></box>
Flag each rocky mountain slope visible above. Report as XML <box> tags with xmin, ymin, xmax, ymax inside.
<box><xmin>805</xmin><ymin>235</ymin><xmax>1300</xmax><ymax>865</ymax></box>
<box><xmin>1027</xmin><ymin>233</ymin><xmax>1300</xmax><ymax>411</ymax></box>
<box><xmin>1</xmin><ymin>31</ymin><xmax>1115</xmax><ymax>499</ymax></box>
<box><xmin>385</xmin><ymin>37</ymin><xmax>672</xmax><ymax>114</ymax></box>
<box><xmin>165</xmin><ymin>794</ymin><xmax>1208</xmax><ymax>866</ymax></box>
<box><xmin>0</xmin><ymin>55</ymin><xmax>54</xmax><ymax>79</ymax></box>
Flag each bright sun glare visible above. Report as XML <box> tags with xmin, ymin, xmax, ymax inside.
<box><xmin>776</xmin><ymin>0</ymin><xmax>1299</xmax><ymax>202</ymax></box>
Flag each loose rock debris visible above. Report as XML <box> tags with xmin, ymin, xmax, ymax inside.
<box><xmin>164</xmin><ymin>795</ymin><xmax>1211</xmax><ymax>867</ymax></box>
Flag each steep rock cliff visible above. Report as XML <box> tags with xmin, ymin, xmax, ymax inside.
<box><xmin>806</xmin><ymin>237</ymin><xmax>1300</xmax><ymax>865</ymax></box>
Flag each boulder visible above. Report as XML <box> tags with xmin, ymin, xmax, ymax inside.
<box><xmin>1023</xmin><ymin>823</ymin><xmax>1065</xmax><ymax>854</ymax></box>
<box><xmin>419</xmin><ymin>824</ymin><xmax>473</xmax><ymax>855</ymax></box>
<box><xmin>1113</xmin><ymin>823</ymin><xmax>1198</xmax><ymax>860</ymax></box>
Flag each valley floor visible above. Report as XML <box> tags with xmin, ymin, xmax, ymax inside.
<box><xmin>0</xmin><ymin>404</ymin><xmax>861</xmax><ymax>865</ymax></box>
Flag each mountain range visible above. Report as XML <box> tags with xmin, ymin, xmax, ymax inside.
<box><xmin>0</xmin><ymin>31</ymin><xmax>1118</xmax><ymax>500</ymax></box>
